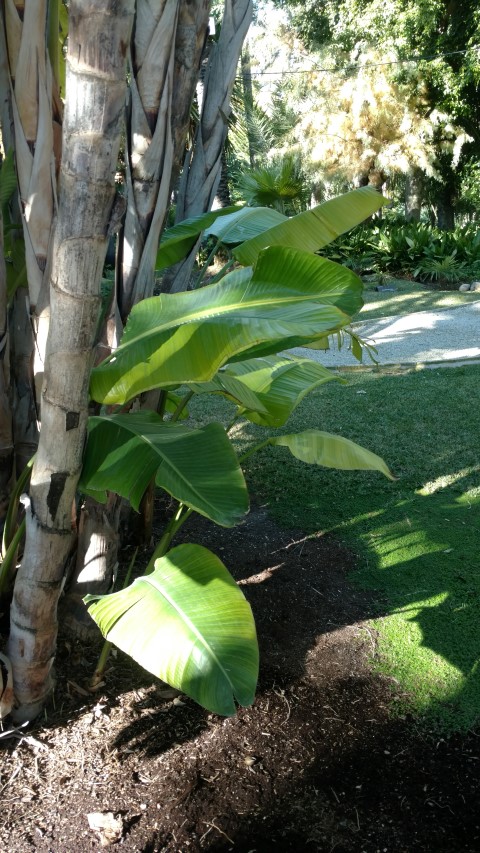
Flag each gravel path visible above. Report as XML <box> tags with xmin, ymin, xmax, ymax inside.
<box><xmin>289</xmin><ymin>302</ymin><xmax>480</xmax><ymax>368</ymax></box>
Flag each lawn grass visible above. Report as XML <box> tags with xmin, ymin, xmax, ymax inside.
<box><xmin>358</xmin><ymin>278</ymin><xmax>480</xmax><ymax>321</ymax></box>
<box><xmin>190</xmin><ymin>364</ymin><xmax>480</xmax><ymax>733</ymax></box>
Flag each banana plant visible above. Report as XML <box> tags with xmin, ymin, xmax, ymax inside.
<box><xmin>81</xmin><ymin>186</ymin><xmax>393</xmax><ymax>717</ymax></box>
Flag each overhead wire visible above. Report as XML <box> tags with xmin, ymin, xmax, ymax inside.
<box><xmin>238</xmin><ymin>43</ymin><xmax>480</xmax><ymax>81</ymax></box>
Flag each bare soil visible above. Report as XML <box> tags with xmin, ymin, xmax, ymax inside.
<box><xmin>1</xmin><ymin>504</ymin><xmax>480</xmax><ymax>852</ymax></box>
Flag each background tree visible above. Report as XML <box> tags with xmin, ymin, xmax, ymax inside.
<box><xmin>272</xmin><ymin>0</ymin><xmax>480</xmax><ymax>225</ymax></box>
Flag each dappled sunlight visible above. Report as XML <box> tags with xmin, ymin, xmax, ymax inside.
<box><xmin>191</xmin><ymin>357</ymin><xmax>480</xmax><ymax>727</ymax></box>
<box><xmin>361</xmin><ymin>289</ymin><xmax>480</xmax><ymax>322</ymax></box>
<box><xmin>357</xmin><ymin>309</ymin><xmax>452</xmax><ymax>339</ymax></box>
<box><xmin>291</xmin><ymin>301</ymin><xmax>480</xmax><ymax>366</ymax></box>
<box><xmin>419</xmin><ymin>466</ymin><xmax>480</xmax><ymax>496</ymax></box>
<box><xmin>365</xmin><ymin>527</ymin><xmax>447</xmax><ymax>567</ymax></box>
<box><xmin>361</xmin><ymin>488</ymin><xmax>480</xmax><ymax>724</ymax></box>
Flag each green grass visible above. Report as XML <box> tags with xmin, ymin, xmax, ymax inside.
<box><xmin>190</xmin><ymin>364</ymin><xmax>480</xmax><ymax>733</ymax></box>
<box><xmin>358</xmin><ymin>278</ymin><xmax>480</xmax><ymax>321</ymax></box>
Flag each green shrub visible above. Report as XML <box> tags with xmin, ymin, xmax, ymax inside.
<box><xmin>323</xmin><ymin>218</ymin><xmax>480</xmax><ymax>282</ymax></box>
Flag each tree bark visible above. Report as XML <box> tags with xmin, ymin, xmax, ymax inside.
<box><xmin>2</xmin><ymin>0</ymin><xmax>62</xmax><ymax>477</ymax></box>
<box><xmin>118</xmin><ymin>0</ymin><xmax>210</xmax><ymax>322</ymax></box>
<box><xmin>436</xmin><ymin>191</ymin><xmax>456</xmax><ymax>230</ymax></box>
<box><xmin>64</xmin><ymin>1</ymin><xmax>211</xmax><ymax>606</ymax></box>
<box><xmin>405</xmin><ymin>167</ymin><xmax>424</xmax><ymax>221</ymax></box>
<box><xmin>171</xmin><ymin>0</ymin><xmax>211</xmax><ymax>182</ymax></box>
<box><xmin>165</xmin><ymin>0</ymin><xmax>253</xmax><ymax>294</ymax></box>
<box><xmin>241</xmin><ymin>41</ymin><xmax>256</xmax><ymax>169</ymax></box>
<box><xmin>8</xmin><ymin>0</ymin><xmax>135</xmax><ymax>722</ymax></box>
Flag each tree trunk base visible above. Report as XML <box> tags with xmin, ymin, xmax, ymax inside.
<box><xmin>59</xmin><ymin>592</ymin><xmax>100</xmax><ymax>641</ymax></box>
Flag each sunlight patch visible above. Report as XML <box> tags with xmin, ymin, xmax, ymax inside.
<box><xmin>418</xmin><ymin>467</ymin><xmax>480</xmax><ymax>495</ymax></box>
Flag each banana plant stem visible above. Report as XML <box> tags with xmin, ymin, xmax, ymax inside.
<box><xmin>2</xmin><ymin>455</ymin><xmax>34</xmax><ymax>559</ymax></box>
<box><xmin>47</xmin><ymin>0</ymin><xmax>60</xmax><ymax>89</ymax></box>
<box><xmin>171</xmin><ymin>390</ymin><xmax>194</xmax><ymax>423</ymax></box>
<box><xmin>195</xmin><ymin>238</ymin><xmax>223</xmax><ymax>288</ymax></box>
<box><xmin>145</xmin><ymin>504</ymin><xmax>193</xmax><ymax>574</ymax></box>
<box><xmin>238</xmin><ymin>438</ymin><xmax>271</xmax><ymax>464</ymax></box>
<box><xmin>0</xmin><ymin>517</ymin><xmax>26</xmax><ymax>602</ymax></box>
<box><xmin>208</xmin><ymin>257</ymin><xmax>234</xmax><ymax>284</ymax></box>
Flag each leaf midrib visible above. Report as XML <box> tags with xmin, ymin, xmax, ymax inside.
<box><xmin>105</xmin><ymin>417</ymin><xmax>237</xmax><ymax>518</ymax></box>
<box><xmin>109</xmin><ymin>295</ymin><xmax>348</xmax><ymax>358</ymax></box>
<box><xmin>142</xmin><ymin>570</ymin><xmax>235</xmax><ymax>692</ymax></box>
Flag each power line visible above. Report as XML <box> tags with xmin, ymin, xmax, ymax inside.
<box><xmin>239</xmin><ymin>43</ymin><xmax>480</xmax><ymax>79</ymax></box>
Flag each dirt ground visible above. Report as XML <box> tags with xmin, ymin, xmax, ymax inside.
<box><xmin>1</xmin><ymin>503</ymin><xmax>480</xmax><ymax>852</ymax></box>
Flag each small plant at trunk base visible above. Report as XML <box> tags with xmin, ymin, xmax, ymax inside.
<box><xmin>80</xmin><ymin>188</ymin><xmax>394</xmax><ymax>717</ymax></box>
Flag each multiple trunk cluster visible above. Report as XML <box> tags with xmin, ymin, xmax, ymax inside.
<box><xmin>0</xmin><ymin>0</ymin><xmax>253</xmax><ymax>720</ymax></box>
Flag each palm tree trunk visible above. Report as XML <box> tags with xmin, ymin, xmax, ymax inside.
<box><xmin>241</xmin><ymin>41</ymin><xmax>256</xmax><ymax>169</ymax></box>
<box><xmin>165</xmin><ymin>0</ymin><xmax>253</xmax><ymax>294</ymax></box>
<box><xmin>8</xmin><ymin>0</ymin><xmax>135</xmax><ymax>723</ymax></box>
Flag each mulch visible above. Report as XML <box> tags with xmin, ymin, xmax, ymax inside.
<box><xmin>1</xmin><ymin>503</ymin><xmax>480</xmax><ymax>851</ymax></box>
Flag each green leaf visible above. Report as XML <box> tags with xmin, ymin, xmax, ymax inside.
<box><xmin>85</xmin><ymin>543</ymin><xmax>259</xmax><ymax>716</ymax></box>
<box><xmin>191</xmin><ymin>355</ymin><xmax>343</xmax><ymax>427</ymax></box>
<box><xmin>233</xmin><ymin>187</ymin><xmax>386</xmax><ymax>267</ymax></box>
<box><xmin>204</xmin><ymin>206</ymin><xmax>287</xmax><ymax>244</ymax></box>
<box><xmin>0</xmin><ymin>150</ymin><xmax>17</xmax><ymax>211</ymax></box>
<box><xmin>90</xmin><ymin>247</ymin><xmax>361</xmax><ymax>404</ymax></box>
<box><xmin>268</xmin><ymin>430</ymin><xmax>395</xmax><ymax>479</ymax></box>
<box><xmin>164</xmin><ymin>391</ymin><xmax>189</xmax><ymax>419</ymax></box>
<box><xmin>79</xmin><ymin>413</ymin><xmax>248</xmax><ymax>527</ymax></box>
<box><xmin>155</xmin><ymin>205</ymin><xmax>243</xmax><ymax>270</ymax></box>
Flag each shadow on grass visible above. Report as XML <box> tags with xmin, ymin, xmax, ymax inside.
<box><xmin>235</xmin><ymin>364</ymin><xmax>480</xmax><ymax>732</ymax></box>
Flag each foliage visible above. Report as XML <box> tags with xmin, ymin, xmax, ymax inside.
<box><xmin>86</xmin><ymin>544</ymin><xmax>258</xmax><ymax>716</ymax></box>
<box><xmin>323</xmin><ymin>218</ymin><xmax>480</xmax><ymax>282</ymax></box>
<box><xmin>292</xmin><ymin>47</ymin><xmax>447</xmax><ymax>187</ymax></box>
<box><xmin>226</xmin><ymin>362</ymin><xmax>480</xmax><ymax>732</ymax></box>
<box><xmin>81</xmin><ymin>187</ymin><xmax>393</xmax><ymax>717</ymax></box>
<box><xmin>0</xmin><ymin>150</ymin><xmax>25</xmax><ymax>301</ymax></box>
<box><xmin>237</xmin><ymin>155</ymin><xmax>311</xmax><ymax>215</ymax></box>
<box><xmin>270</xmin><ymin>0</ymin><xmax>480</xmax><ymax>221</ymax></box>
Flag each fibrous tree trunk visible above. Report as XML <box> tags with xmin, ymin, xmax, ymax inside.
<box><xmin>2</xmin><ymin>0</ymin><xmax>63</xmax><ymax>477</ymax></box>
<box><xmin>165</xmin><ymin>0</ymin><xmax>253</xmax><ymax>293</ymax></box>
<box><xmin>171</xmin><ymin>0</ymin><xmax>211</xmax><ymax>184</ymax></box>
<box><xmin>119</xmin><ymin>0</ymin><xmax>211</xmax><ymax>322</ymax></box>
<box><xmin>8</xmin><ymin>0</ymin><xmax>135</xmax><ymax>722</ymax></box>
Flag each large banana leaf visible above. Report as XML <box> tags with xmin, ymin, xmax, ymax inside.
<box><xmin>191</xmin><ymin>355</ymin><xmax>343</xmax><ymax>427</ymax></box>
<box><xmin>85</xmin><ymin>544</ymin><xmax>259</xmax><ymax>716</ymax></box>
<box><xmin>90</xmin><ymin>247</ymin><xmax>362</xmax><ymax>404</ymax></box>
<box><xmin>267</xmin><ymin>430</ymin><xmax>395</xmax><ymax>479</ymax></box>
<box><xmin>204</xmin><ymin>206</ymin><xmax>286</xmax><ymax>245</ymax></box>
<box><xmin>233</xmin><ymin>187</ymin><xmax>386</xmax><ymax>267</ymax></box>
<box><xmin>79</xmin><ymin>413</ymin><xmax>248</xmax><ymax>527</ymax></box>
<box><xmin>155</xmin><ymin>204</ymin><xmax>243</xmax><ymax>270</ymax></box>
